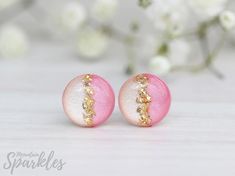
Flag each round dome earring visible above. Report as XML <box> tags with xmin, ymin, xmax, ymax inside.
<box><xmin>62</xmin><ymin>74</ymin><xmax>115</xmax><ymax>127</ymax></box>
<box><xmin>118</xmin><ymin>73</ymin><xmax>171</xmax><ymax>127</ymax></box>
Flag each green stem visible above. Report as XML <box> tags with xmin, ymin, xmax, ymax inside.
<box><xmin>101</xmin><ymin>25</ymin><xmax>128</xmax><ymax>42</ymax></box>
<box><xmin>171</xmin><ymin>16</ymin><xmax>227</xmax><ymax>79</ymax></box>
<box><xmin>171</xmin><ymin>32</ymin><xmax>227</xmax><ymax>75</ymax></box>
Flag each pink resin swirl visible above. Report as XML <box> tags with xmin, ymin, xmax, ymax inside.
<box><xmin>91</xmin><ymin>75</ymin><xmax>115</xmax><ymax>126</ymax></box>
<box><xmin>145</xmin><ymin>73</ymin><xmax>171</xmax><ymax>125</ymax></box>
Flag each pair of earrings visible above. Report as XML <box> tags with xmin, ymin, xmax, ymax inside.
<box><xmin>62</xmin><ymin>73</ymin><xmax>171</xmax><ymax>127</ymax></box>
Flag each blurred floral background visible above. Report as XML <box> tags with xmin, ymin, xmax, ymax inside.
<box><xmin>0</xmin><ymin>0</ymin><xmax>234</xmax><ymax>78</ymax></box>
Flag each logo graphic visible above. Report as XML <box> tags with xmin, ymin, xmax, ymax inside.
<box><xmin>2</xmin><ymin>151</ymin><xmax>66</xmax><ymax>175</ymax></box>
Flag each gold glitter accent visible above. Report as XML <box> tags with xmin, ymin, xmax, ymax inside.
<box><xmin>82</xmin><ymin>74</ymin><xmax>96</xmax><ymax>127</ymax></box>
<box><xmin>135</xmin><ymin>74</ymin><xmax>152</xmax><ymax>127</ymax></box>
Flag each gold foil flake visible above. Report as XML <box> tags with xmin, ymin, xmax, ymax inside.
<box><xmin>84</xmin><ymin>87</ymin><xmax>94</xmax><ymax>95</ymax></box>
<box><xmin>82</xmin><ymin>74</ymin><xmax>95</xmax><ymax>127</ymax></box>
<box><xmin>83</xmin><ymin>74</ymin><xmax>93</xmax><ymax>82</ymax></box>
<box><xmin>136</xmin><ymin>75</ymin><xmax>148</xmax><ymax>84</ymax></box>
<box><xmin>135</xmin><ymin>74</ymin><xmax>152</xmax><ymax>127</ymax></box>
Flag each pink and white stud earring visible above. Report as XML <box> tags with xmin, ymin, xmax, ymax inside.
<box><xmin>118</xmin><ymin>73</ymin><xmax>171</xmax><ymax>127</ymax></box>
<box><xmin>62</xmin><ymin>74</ymin><xmax>115</xmax><ymax>127</ymax></box>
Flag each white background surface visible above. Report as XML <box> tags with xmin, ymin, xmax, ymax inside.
<box><xmin>0</xmin><ymin>41</ymin><xmax>235</xmax><ymax>176</ymax></box>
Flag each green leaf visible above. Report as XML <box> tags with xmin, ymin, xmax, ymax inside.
<box><xmin>138</xmin><ymin>0</ymin><xmax>152</xmax><ymax>8</ymax></box>
<box><xmin>157</xmin><ymin>43</ymin><xmax>169</xmax><ymax>55</ymax></box>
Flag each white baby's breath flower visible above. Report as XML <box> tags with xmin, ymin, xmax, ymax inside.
<box><xmin>219</xmin><ymin>10</ymin><xmax>235</xmax><ymax>31</ymax></box>
<box><xmin>0</xmin><ymin>25</ymin><xmax>29</xmax><ymax>58</ymax></box>
<box><xmin>76</xmin><ymin>28</ymin><xmax>109</xmax><ymax>59</ymax></box>
<box><xmin>188</xmin><ymin>0</ymin><xmax>227</xmax><ymax>18</ymax></box>
<box><xmin>0</xmin><ymin>0</ymin><xmax>18</xmax><ymax>10</ymax></box>
<box><xmin>92</xmin><ymin>0</ymin><xmax>118</xmax><ymax>22</ymax></box>
<box><xmin>145</xmin><ymin>0</ymin><xmax>188</xmax><ymax>35</ymax></box>
<box><xmin>148</xmin><ymin>55</ymin><xmax>171</xmax><ymax>75</ymax></box>
<box><xmin>59</xmin><ymin>2</ymin><xmax>87</xmax><ymax>32</ymax></box>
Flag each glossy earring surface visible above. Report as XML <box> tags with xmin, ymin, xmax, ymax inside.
<box><xmin>118</xmin><ymin>73</ymin><xmax>171</xmax><ymax>127</ymax></box>
<box><xmin>62</xmin><ymin>74</ymin><xmax>115</xmax><ymax>127</ymax></box>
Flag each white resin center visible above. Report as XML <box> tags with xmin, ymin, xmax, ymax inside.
<box><xmin>65</xmin><ymin>81</ymin><xmax>86</xmax><ymax>126</ymax></box>
<box><xmin>120</xmin><ymin>82</ymin><xmax>139</xmax><ymax>124</ymax></box>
